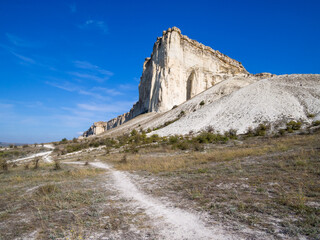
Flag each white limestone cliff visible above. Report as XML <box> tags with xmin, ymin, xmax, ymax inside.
<box><xmin>83</xmin><ymin>27</ymin><xmax>248</xmax><ymax>137</ymax></box>
<box><xmin>82</xmin><ymin>121</ymin><xmax>107</xmax><ymax>138</ymax></box>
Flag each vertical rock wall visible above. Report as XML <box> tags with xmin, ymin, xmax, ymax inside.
<box><xmin>82</xmin><ymin>27</ymin><xmax>248</xmax><ymax>137</ymax></box>
<box><xmin>137</xmin><ymin>27</ymin><xmax>247</xmax><ymax>114</ymax></box>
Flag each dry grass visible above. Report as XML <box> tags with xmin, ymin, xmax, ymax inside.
<box><xmin>100</xmin><ymin>132</ymin><xmax>320</xmax><ymax>239</ymax></box>
<box><xmin>104</xmin><ymin>136</ymin><xmax>296</xmax><ymax>173</ymax></box>
<box><xmin>0</xmin><ymin>159</ymin><xmax>155</xmax><ymax>239</ymax></box>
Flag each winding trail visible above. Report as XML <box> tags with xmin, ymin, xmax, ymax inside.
<box><xmin>9</xmin><ymin>144</ymin><xmax>54</xmax><ymax>163</ymax></box>
<box><xmin>67</xmin><ymin>161</ymin><xmax>237</xmax><ymax>240</ymax></box>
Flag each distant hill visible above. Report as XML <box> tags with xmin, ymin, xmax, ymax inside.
<box><xmin>0</xmin><ymin>142</ymin><xmax>25</xmax><ymax>147</ymax></box>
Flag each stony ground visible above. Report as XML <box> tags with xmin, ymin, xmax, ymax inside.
<box><xmin>0</xmin><ymin>132</ymin><xmax>319</xmax><ymax>239</ymax></box>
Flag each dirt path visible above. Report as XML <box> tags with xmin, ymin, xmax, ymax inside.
<box><xmin>9</xmin><ymin>144</ymin><xmax>54</xmax><ymax>163</ymax></box>
<box><xmin>66</xmin><ymin>161</ymin><xmax>237</xmax><ymax>240</ymax></box>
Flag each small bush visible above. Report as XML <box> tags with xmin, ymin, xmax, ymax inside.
<box><xmin>150</xmin><ymin>134</ymin><xmax>160</xmax><ymax>142</ymax></box>
<box><xmin>178</xmin><ymin>111</ymin><xmax>185</xmax><ymax>118</ymax></box>
<box><xmin>205</xmin><ymin>125</ymin><xmax>215</xmax><ymax>133</ymax></box>
<box><xmin>169</xmin><ymin>135</ymin><xmax>179</xmax><ymax>144</ymax></box>
<box><xmin>36</xmin><ymin>184</ymin><xmax>59</xmax><ymax>195</ymax></box>
<box><xmin>307</xmin><ymin>113</ymin><xmax>315</xmax><ymax>118</ymax></box>
<box><xmin>193</xmin><ymin>142</ymin><xmax>204</xmax><ymax>151</ymax></box>
<box><xmin>286</xmin><ymin>121</ymin><xmax>302</xmax><ymax>132</ymax></box>
<box><xmin>1</xmin><ymin>160</ymin><xmax>8</xmax><ymax>171</ymax></box>
<box><xmin>172</xmin><ymin>105</ymin><xmax>178</xmax><ymax>109</ymax></box>
<box><xmin>60</xmin><ymin>138</ymin><xmax>68</xmax><ymax>144</ymax></box>
<box><xmin>254</xmin><ymin>124</ymin><xmax>270</xmax><ymax>136</ymax></box>
<box><xmin>176</xmin><ymin>141</ymin><xmax>190</xmax><ymax>150</ymax></box>
<box><xmin>53</xmin><ymin>159</ymin><xmax>61</xmax><ymax>170</ymax></box>
<box><xmin>312</xmin><ymin>120</ymin><xmax>320</xmax><ymax>126</ymax></box>
<box><xmin>33</xmin><ymin>157</ymin><xmax>40</xmax><ymax>169</ymax></box>
<box><xmin>120</xmin><ymin>155</ymin><xmax>127</xmax><ymax>164</ymax></box>
<box><xmin>246</xmin><ymin>127</ymin><xmax>254</xmax><ymax>137</ymax></box>
<box><xmin>279</xmin><ymin>129</ymin><xmax>286</xmax><ymax>136</ymax></box>
<box><xmin>225</xmin><ymin>129</ymin><xmax>237</xmax><ymax>139</ymax></box>
<box><xmin>199</xmin><ymin>100</ymin><xmax>205</xmax><ymax>106</ymax></box>
<box><xmin>130</xmin><ymin>129</ymin><xmax>138</xmax><ymax>136</ymax></box>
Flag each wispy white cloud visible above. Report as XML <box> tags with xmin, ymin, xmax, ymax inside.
<box><xmin>45</xmin><ymin>80</ymin><xmax>114</xmax><ymax>100</ymax></box>
<box><xmin>70</xmin><ymin>60</ymin><xmax>113</xmax><ymax>82</ymax></box>
<box><xmin>0</xmin><ymin>43</ymin><xmax>37</xmax><ymax>65</ymax></box>
<box><xmin>77</xmin><ymin>101</ymin><xmax>134</xmax><ymax>113</ymax></box>
<box><xmin>45</xmin><ymin>81</ymin><xmax>78</xmax><ymax>92</ymax></box>
<box><xmin>6</xmin><ymin>33</ymin><xmax>32</xmax><ymax>47</ymax></box>
<box><xmin>0</xmin><ymin>103</ymin><xmax>14</xmax><ymax>109</ymax></box>
<box><xmin>78</xmin><ymin>20</ymin><xmax>108</xmax><ymax>34</ymax></box>
<box><xmin>74</xmin><ymin>60</ymin><xmax>113</xmax><ymax>76</ymax></box>
<box><xmin>10</xmin><ymin>51</ymin><xmax>36</xmax><ymax>64</ymax></box>
<box><xmin>91</xmin><ymin>87</ymin><xmax>122</xmax><ymax>96</ymax></box>
<box><xmin>68</xmin><ymin>71</ymin><xmax>108</xmax><ymax>83</ymax></box>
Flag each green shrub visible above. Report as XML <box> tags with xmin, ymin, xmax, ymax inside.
<box><xmin>224</xmin><ymin>129</ymin><xmax>237</xmax><ymax>139</ymax></box>
<box><xmin>246</xmin><ymin>127</ymin><xmax>254</xmax><ymax>137</ymax></box>
<box><xmin>193</xmin><ymin>142</ymin><xmax>204</xmax><ymax>151</ymax></box>
<box><xmin>312</xmin><ymin>120</ymin><xmax>320</xmax><ymax>126</ymax></box>
<box><xmin>286</xmin><ymin>121</ymin><xmax>302</xmax><ymax>132</ymax></box>
<box><xmin>254</xmin><ymin>124</ymin><xmax>270</xmax><ymax>136</ymax></box>
<box><xmin>176</xmin><ymin>141</ymin><xmax>190</xmax><ymax>150</ymax></box>
<box><xmin>199</xmin><ymin>100</ymin><xmax>205</xmax><ymax>106</ymax></box>
<box><xmin>307</xmin><ymin>113</ymin><xmax>315</xmax><ymax>118</ymax></box>
<box><xmin>194</xmin><ymin>131</ymin><xmax>228</xmax><ymax>144</ymax></box>
<box><xmin>60</xmin><ymin>138</ymin><xmax>68</xmax><ymax>144</ymax></box>
<box><xmin>169</xmin><ymin>135</ymin><xmax>179</xmax><ymax>144</ymax></box>
<box><xmin>178</xmin><ymin>111</ymin><xmax>185</xmax><ymax>118</ymax></box>
<box><xmin>130</xmin><ymin>129</ymin><xmax>138</xmax><ymax>136</ymax></box>
<box><xmin>279</xmin><ymin>129</ymin><xmax>286</xmax><ymax>136</ymax></box>
<box><xmin>1</xmin><ymin>160</ymin><xmax>8</xmax><ymax>171</ymax></box>
<box><xmin>150</xmin><ymin>134</ymin><xmax>160</xmax><ymax>142</ymax></box>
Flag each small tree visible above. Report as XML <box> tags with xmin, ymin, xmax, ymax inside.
<box><xmin>53</xmin><ymin>159</ymin><xmax>61</xmax><ymax>170</ymax></box>
<box><xmin>1</xmin><ymin>160</ymin><xmax>8</xmax><ymax>171</ymax></box>
<box><xmin>60</xmin><ymin>138</ymin><xmax>68</xmax><ymax>144</ymax></box>
<box><xmin>33</xmin><ymin>157</ymin><xmax>40</xmax><ymax>169</ymax></box>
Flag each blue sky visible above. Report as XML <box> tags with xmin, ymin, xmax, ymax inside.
<box><xmin>0</xmin><ymin>0</ymin><xmax>319</xmax><ymax>143</ymax></box>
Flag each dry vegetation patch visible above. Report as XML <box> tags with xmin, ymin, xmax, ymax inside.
<box><xmin>101</xmin><ymin>132</ymin><xmax>320</xmax><ymax>239</ymax></box>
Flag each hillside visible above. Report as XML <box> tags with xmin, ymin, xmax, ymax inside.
<box><xmin>154</xmin><ymin>74</ymin><xmax>320</xmax><ymax>136</ymax></box>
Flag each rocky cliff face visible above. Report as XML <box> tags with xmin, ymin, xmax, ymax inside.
<box><xmin>82</xmin><ymin>121</ymin><xmax>107</xmax><ymax>138</ymax></box>
<box><xmin>82</xmin><ymin>27</ymin><xmax>248</xmax><ymax>137</ymax></box>
<box><xmin>137</xmin><ymin>27</ymin><xmax>247</xmax><ymax>114</ymax></box>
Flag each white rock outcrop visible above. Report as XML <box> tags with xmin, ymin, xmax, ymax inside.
<box><xmin>152</xmin><ymin>74</ymin><xmax>320</xmax><ymax>136</ymax></box>
<box><xmin>136</xmin><ymin>26</ymin><xmax>248</xmax><ymax>114</ymax></box>
<box><xmin>83</xmin><ymin>27</ymin><xmax>248</xmax><ymax>137</ymax></box>
<box><xmin>82</xmin><ymin>121</ymin><xmax>107</xmax><ymax>137</ymax></box>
